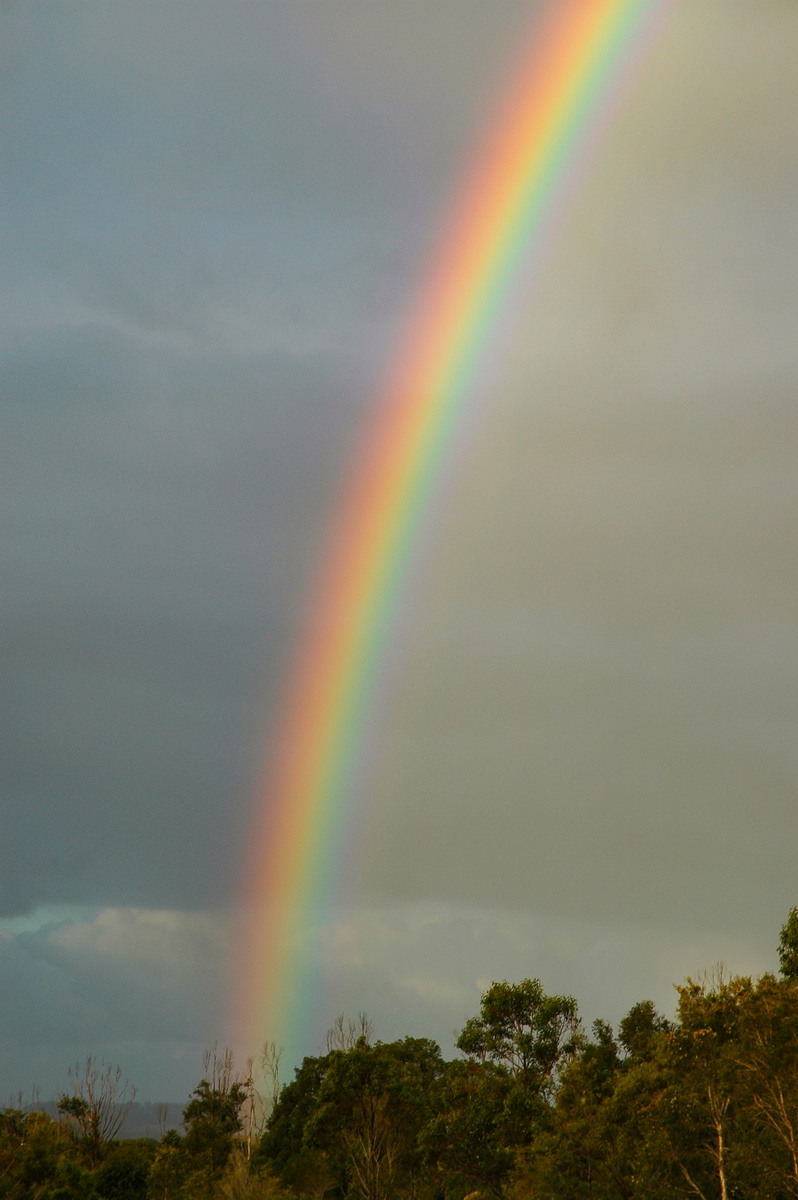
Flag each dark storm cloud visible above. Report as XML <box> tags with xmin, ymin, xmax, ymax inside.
<box><xmin>1</xmin><ymin>2</ymin><xmax>530</xmax><ymax>924</ymax></box>
<box><xmin>2</xmin><ymin>330</ymin><xmax>372</xmax><ymax>914</ymax></box>
<box><xmin>2</xmin><ymin>2</ymin><xmax>528</xmax><ymax>350</ymax></box>
<box><xmin>3</xmin><ymin>0</ymin><xmax>798</xmax><ymax>1099</ymax></box>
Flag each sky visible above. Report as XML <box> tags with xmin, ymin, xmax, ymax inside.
<box><xmin>3</xmin><ymin>0</ymin><xmax>798</xmax><ymax>1104</ymax></box>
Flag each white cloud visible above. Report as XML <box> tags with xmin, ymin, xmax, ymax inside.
<box><xmin>50</xmin><ymin>906</ymin><xmax>227</xmax><ymax>969</ymax></box>
<box><xmin>1</xmin><ymin>907</ymin><xmax>232</xmax><ymax>1099</ymax></box>
<box><xmin>303</xmin><ymin>900</ymin><xmax>778</xmax><ymax>1061</ymax></box>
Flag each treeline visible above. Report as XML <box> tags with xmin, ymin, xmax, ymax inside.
<box><xmin>5</xmin><ymin>909</ymin><xmax>798</xmax><ymax>1199</ymax></box>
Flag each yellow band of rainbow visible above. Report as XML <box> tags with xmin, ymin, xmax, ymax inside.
<box><xmin>231</xmin><ymin>0</ymin><xmax>675</xmax><ymax>1070</ymax></box>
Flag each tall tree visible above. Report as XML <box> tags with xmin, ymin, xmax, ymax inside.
<box><xmin>423</xmin><ymin>1059</ymin><xmax>516</xmax><ymax>1199</ymax></box>
<box><xmin>456</xmin><ymin>978</ymin><xmax>583</xmax><ymax>1099</ymax></box>
<box><xmin>240</xmin><ymin>1041</ymin><xmax>284</xmax><ymax>1163</ymax></box>
<box><xmin>307</xmin><ymin>1037</ymin><xmax>444</xmax><ymax>1200</ymax></box>
<box><xmin>619</xmin><ymin>999</ymin><xmax>673</xmax><ymax>1063</ymax></box>
<box><xmin>1</xmin><ymin>1108</ymin><xmax>91</xmax><ymax>1199</ymax></box>
<box><xmin>182</xmin><ymin>1046</ymin><xmax>250</xmax><ymax>1195</ymax></box>
<box><xmin>779</xmin><ymin>907</ymin><xmax>798</xmax><ymax>980</ymax></box>
<box><xmin>256</xmin><ymin>1054</ymin><xmax>336</xmax><ymax>1198</ymax></box>
<box><xmin>57</xmin><ymin>1056</ymin><xmax>136</xmax><ymax>1167</ymax></box>
<box><xmin>325</xmin><ymin>1012</ymin><xmax>374</xmax><ymax>1054</ymax></box>
<box><xmin>733</xmin><ymin>971</ymin><xmax>798</xmax><ymax>1196</ymax></box>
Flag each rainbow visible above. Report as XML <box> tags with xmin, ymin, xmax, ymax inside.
<box><xmin>231</xmin><ymin>0</ymin><xmax>674</xmax><ymax>1069</ymax></box>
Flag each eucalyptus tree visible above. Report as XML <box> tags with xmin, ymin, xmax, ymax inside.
<box><xmin>456</xmin><ymin>978</ymin><xmax>583</xmax><ymax>1100</ymax></box>
<box><xmin>57</xmin><ymin>1056</ymin><xmax>136</xmax><ymax>1167</ymax></box>
<box><xmin>307</xmin><ymin>1036</ymin><xmax>445</xmax><ymax>1200</ymax></box>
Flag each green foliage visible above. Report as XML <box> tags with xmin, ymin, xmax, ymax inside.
<box><xmin>182</xmin><ymin>1078</ymin><xmax>249</xmax><ymax>1183</ymax></box>
<box><xmin>306</xmin><ymin>1037</ymin><xmax>444</xmax><ymax>1200</ymax></box>
<box><xmin>255</xmin><ymin>1054</ymin><xmax>333</xmax><ymax>1193</ymax></box>
<box><xmin>215</xmin><ymin>1150</ymin><xmax>288</xmax><ymax>1199</ymax></box>
<box><xmin>0</xmin><ymin>1109</ymin><xmax>91</xmax><ymax>1200</ymax></box>
<box><xmin>423</xmin><ymin>1059</ymin><xmax>516</xmax><ymax>1198</ymax></box>
<box><xmin>57</xmin><ymin>1057</ymin><xmax>136</xmax><ymax>1168</ymax></box>
<box><xmin>779</xmin><ymin>905</ymin><xmax>798</xmax><ymax>979</ymax></box>
<box><xmin>618</xmin><ymin>998</ymin><xmax>672</xmax><ymax>1062</ymax></box>
<box><xmin>35</xmin><ymin>1157</ymin><xmax>101</xmax><ymax>1200</ymax></box>
<box><xmin>456</xmin><ymin>978</ymin><xmax>583</xmax><ymax>1099</ymax></box>
<box><xmin>95</xmin><ymin>1142</ymin><xmax>155</xmax><ymax>1199</ymax></box>
<box><xmin>9</xmin><ymin>908</ymin><xmax>798</xmax><ymax>1200</ymax></box>
<box><xmin>259</xmin><ymin>1037</ymin><xmax>449</xmax><ymax>1200</ymax></box>
<box><xmin>146</xmin><ymin>1140</ymin><xmax>186</xmax><ymax>1200</ymax></box>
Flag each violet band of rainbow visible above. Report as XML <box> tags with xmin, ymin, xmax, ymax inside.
<box><xmin>230</xmin><ymin>0</ymin><xmax>676</xmax><ymax>1069</ymax></box>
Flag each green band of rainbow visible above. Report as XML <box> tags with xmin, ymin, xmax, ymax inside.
<box><xmin>231</xmin><ymin>0</ymin><xmax>675</xmax><ymax>1069</ymax></box>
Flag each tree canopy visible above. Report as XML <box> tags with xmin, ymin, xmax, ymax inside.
<box><xmin>4</xmin><ymin>911</ymin><xmax>798</xmax><ymax>1199</ymax></box>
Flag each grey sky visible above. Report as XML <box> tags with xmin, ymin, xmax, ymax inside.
<box><xmin>3</xmin><ymin>0</ymin><xmax>798</xmax><ymax>1101</ymax></box>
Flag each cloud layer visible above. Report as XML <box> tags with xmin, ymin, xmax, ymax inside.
<box><xmin>3</xmin><ymin>0</ymin><xmax>797</xmax><ymax>1098</ymax></box>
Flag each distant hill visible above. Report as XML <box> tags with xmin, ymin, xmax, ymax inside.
<box><xmin>118</xmin><ymin>1100</ymin><xmax>185</xmax><ymax>1139</ymax></box>
<box><xmin>25</xmin><ymin>1100</ymin><xmax>185</xmax><ymax>1140</ymax></box>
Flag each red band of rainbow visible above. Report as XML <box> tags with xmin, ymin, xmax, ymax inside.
<box><xmin>230</xmin><ymin>0</ymin><xmax>675</xmax><ymax>1069</ymax></box>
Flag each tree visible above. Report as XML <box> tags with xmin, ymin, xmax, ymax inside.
<box><xmin>0</xmin><ymin>1108</ymin><xmax>87</xmax><ymax>1199</ymax></box>
<box><xmin>433</xmin><ymin>980</ymin><xmax>583</xmax><ymax>1196</ymax></box>
<box><xmin>510</xmin><ymin>1019</ymin><xmax>629</xmax><ymax>1200</ymax></box>
<box><xmin>95</xmin><ymin>1141</ymin><xmax>155</xmax><ymax>1199</ymax></box>
<box><xmin>0</xmin><ymin>1108</ymin><xmax>104</xmax><ymax>1199</ymax></box>
<box><xmin>256</xmin><ymin>1054</ymin><xmax>334</xmax><ymax>1196</ymax></box>
<box><xmin>57</xmin><ymin>1056</ymin><xmax>137</xmax><ymax>1167</ymax></box>
<box><xmin>182</xmin><ymin>1046</ymin><xmax>250</xmax><ymax>1193</ymax></box>
<box><xmin>241</xmin><ymin>1042</ymin><xmax>284</xmax><ymax>1163</ymax></box>
<box><xmin>456</xmin><ymin>978</ymin><xmax>583</xmax><ymax>1100</ymax></box>
<box><xmin>146</xmin><ymin>1137</ymin><xmax>186</xmax><ymax>1200</ymax></box>
<box><xmin>779</xmin><ymin>907</ymin><xmax>798</xmax><ymax>980</ymax></box>
<box><xmin>665</xmin><ymin>970</ymin><xmax>768</xmax><ymax>1200</ymax></box>
<box><xmin>216</xmin><ymin>1146</ymin><xmax>288</xmax><ymax>1200</ymax></box>
<box><xmin>423</xmin><ymin>1059</ymin><xmax>516</xmax><ymax>1199</ymax></box>
<box><xmin>325</xmin><ymin>1012</ymin><xmax>374</xmax><ymax>1054</ymax></box>
<box><xmin>619</xmin><ymin>999</ymin><xmax>672</xmax><ymax>1062</ymax></box>
<box><xmin>307</xmin><ymin>1037</ymin><xmax>445</xmax><ymax>1200</ymax></box>
<box><xmin>732</xmin><ymin>971</ymin><xmax>798</xmax><ymax>1196</ymax></box>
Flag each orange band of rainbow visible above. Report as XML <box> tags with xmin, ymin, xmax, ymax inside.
<box><xmin>231</xmin><ymin>0</ymin><xmax>675</xmax><ymax>1069</ymax></box>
